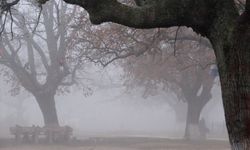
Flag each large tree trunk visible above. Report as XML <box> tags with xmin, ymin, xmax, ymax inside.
<box><xmin>35</xmin><ymin>93</ymin><xmax>59</xmax><ymax>127</ymax></box>
<box><xmin>216</xmin><ymin>15</ymin><xmax>250</xmax><ymax>149</ymax></box>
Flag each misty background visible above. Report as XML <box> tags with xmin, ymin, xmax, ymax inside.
<box><xmin>0</xmin><ymin>64</ymin><xmax>227</xmax><ymax>139</ymax></box>
<box><xmin>0</xmin><ymin>2</ymin><xmax>233</xmax><ymax>150</ymax></box>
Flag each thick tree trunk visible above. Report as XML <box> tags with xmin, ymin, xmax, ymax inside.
<box><xmin>184</xmin><ymin>100</ymin><xmax>203</xmax><ymax>140</ymax></box>
<box><xmin>35</xmin><ymin>94</ymin><xmax>59</xmax><ymax>127</ymax></box>
<box><xmin>219</xmin><ymin>57</ymin><xmax>250</xmax><ymax>149</ymax></box>
<box><xmin>215</xmin><ymin>13</ymin><xmax>250</xmax><ymax>149</ymax></box>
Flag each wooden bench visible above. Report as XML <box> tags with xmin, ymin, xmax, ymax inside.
<box><xmin>10</xmin><ymin>125</ymin><xmax>73</xmax><ymax>143</ymax></box>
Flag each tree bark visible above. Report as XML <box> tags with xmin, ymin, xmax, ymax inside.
<box><xmin>215</xmin><ymin>13</ymin><xmax>250</xmax><ymax>149</ymax></box>
<box><xmin>35</xmin><ymin>93</ymin><xmax>59</xmax><ymax>127</ymax></box>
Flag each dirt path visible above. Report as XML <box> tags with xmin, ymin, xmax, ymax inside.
<box><xmin>0</xmin><ymin>137</ymin><xmax>230</xmax><ymax>150</ymax></box>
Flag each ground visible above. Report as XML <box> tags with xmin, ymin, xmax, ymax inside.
<box><xmin>0</xmin><ymin>137</ymin><xmax>230</xmax><ymax>150</ymax></box>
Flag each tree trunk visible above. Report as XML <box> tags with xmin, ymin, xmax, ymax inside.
<box><xmin>35</xmin><ymin>93</ymin><xmax>59</xmax><ymax>127</ymax></box>
<box><xmin>216</xmin><ymin>15</ymin><xmax>250</xmax><ymax>149</ymax></box>
<box><xmin>184</xmin><ymin>100</ymin><xmax>203</xmax><ymax>140</ymax></box>
<box><xmin>182</xmin><ymin>71</ymin><xmax>213</xmax><ymax>140</ymax></box>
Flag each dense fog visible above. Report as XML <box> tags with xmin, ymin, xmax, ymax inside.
<box><xmin>1</xmin><ymin>0</ymin><xmax>242</xmax><ymax>149</ymax></box>
<box><xmin>0</xmin><ymin>65</ymin><xmax>227</xmax><ymax>139</ymax></box>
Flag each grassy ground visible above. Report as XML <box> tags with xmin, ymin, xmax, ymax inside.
<box><xmin>0</xmin><ymin>137</ymin><xmax>230</xmax><ymax>150</ymax></box>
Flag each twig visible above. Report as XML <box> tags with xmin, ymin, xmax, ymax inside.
<box><xmin>9</xmin><ymin>9</ymin><xmax>14</xmax><ymax>39</ymax></box>
<box><xmin>32</xmin><ymin>5</ymin><xmax>43</xmax><ymax>34</ymax></box>
<box><xmin>174</xmin><ymin>26</ymin><xmax>180</xmax><ymax>56</ymax></box>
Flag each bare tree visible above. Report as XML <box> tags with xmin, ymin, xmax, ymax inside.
<box><xmin>0</xmin><ymin>1</ymin><xmax>91</xmax><ymax>126</ymax></box>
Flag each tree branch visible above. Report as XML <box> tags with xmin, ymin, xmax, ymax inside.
<box><xmin>246</xmin><ymin>0</ymin><xmax>250</xmax><ymax>12</ymax></box>
<box><xmin>42</xmin><ymin>1</ymin><xmax>58</xmax><ymax>66</ymax></box>
<box><xmin>0</xmin><ymin>0</ymin><xmax>20</xmax><ymax>14</ymax></box>
<box><xmin>0</xmin><ymin>38</ymin><xmax>40</xmax><ymax>93</ymax></box>
<box><xmin>11</xmin><ymin>11</ymin><xmax>50</xmax><ymax>72</ymax></box>
<box><xmin>62</xmin><ymin>0</ymin><xmax>211</xmax><ymax>35</ymax></box>
<box><xmin>26</xmin><ymin>39</ymin><xmax>37</xmax><ymax>77</ymax></box>
<box><xmin>2</xmin><ymin>34</ymin><xmax>22</xmax><ymax>64</ymax></box>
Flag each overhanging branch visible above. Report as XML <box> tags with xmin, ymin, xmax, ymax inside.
<box><xmin>246</xmin><ymin>0</ymin><xmax>250</xmax><ymax>12</ymax></box>
<box><xmin>61</xmin><ymin>0</ymin><xmax>212</xmax><ymax>35</ymax></box>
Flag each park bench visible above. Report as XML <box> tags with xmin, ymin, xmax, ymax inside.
<box><xmin>9</xmin><ymin>125</ymin><xmax>73</xmax><ymax>143</ymax></box>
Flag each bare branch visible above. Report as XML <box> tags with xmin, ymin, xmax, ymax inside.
<box><xmin>0</xmin><ymin>12</ymin><xmax>8</xmax><ymax>35</ymax></box>
<box><xmin>11</xmin><ymin>11</ymin><xmax>50</xmax><ymax>71</ymax></box>
<box><xmin>32</xmin><ymin>5</ymin><xmax>43</xmax><ymax>33</ymax></box>
<box><xmin>174</xmin><ymin>27</ymin><xmax>180</xmax><ymax>56</ymax></box>
<box><xmin>30</xmin><ymin>38</ymin><xmax>50</xmax><ymax>71</ymax></box>
<box><xmin>27</xmin><ymin>40</ymin><xmax>37</xmax><ymax>77</ymax></box>
<box><xmin>0</xmin><ymin>0</ymin><xmax>19</xmax><ymax>13</ymax></box>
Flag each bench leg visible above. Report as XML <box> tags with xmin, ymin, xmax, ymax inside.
<box><xmin>32</xmin><ymin>134</ymin><xmax>39</xmax><ymax>144</ymax></box>
<box><xmin>15</xmin><ymin>134</ymin><xmax>21</xmax><ymax>144</ymax></box>
<box><xmin>23</xmin><ymin>133</ymin><xmax>30</xmax><ymax>143</ymax></box>
<box><xmin>47</xmin><ymin>132</ymin><xmax>53</xmax><ymax>144</ymax></box>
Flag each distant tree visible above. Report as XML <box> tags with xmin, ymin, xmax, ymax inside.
<box><xmin>77</xmin><ymin>22</ymin><xmax>216</xmax><ymax>139</ymax></box>
<box><xmin>119</xmin><ymin>27</ymin><xmax>216</xmax><ymax>140</ymax></box>
<box><xmin>0</xmin><ymin>1</ymin><xmax>93</xmax><ymax>126</ymax></box>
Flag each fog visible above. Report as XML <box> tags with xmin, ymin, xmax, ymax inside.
<box><xmin>0</xmin><ymin>1</ymin><xmax>232</xmax><ymax>149</ymax></box>
<box><xmin>0</xmin><ymin>65</ymin><xmax>227</xmax><ymax>140</ymax></box>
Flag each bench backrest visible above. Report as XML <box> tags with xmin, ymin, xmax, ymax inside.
<box><xmin>10</xmin><ymin>125</ymin><xmax>73</xmax><ymax>135</ymax></box>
